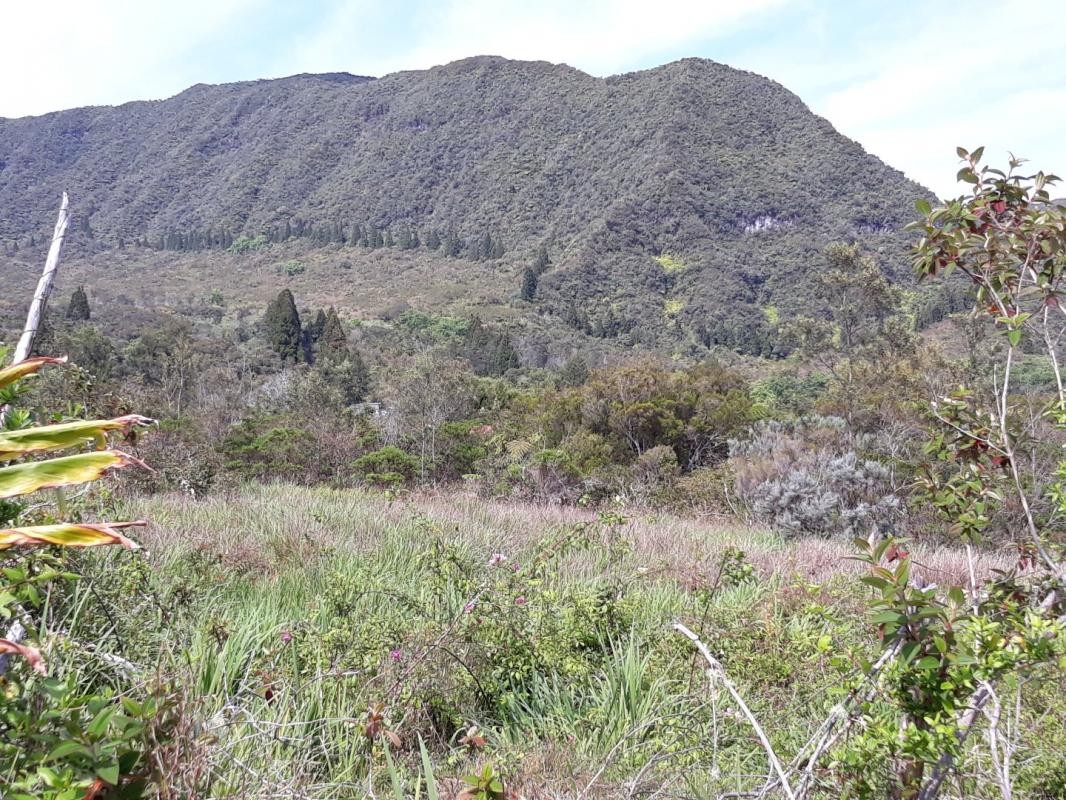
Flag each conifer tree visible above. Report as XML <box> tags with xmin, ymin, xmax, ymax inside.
<box><xmin>318</xmin><ymin>307</ymin><xmax>349</xmax><ymax>362</ymax></box>
<box><xmin>559</xmin><ymin>355</ymin><xmax>589</xmax><ymax>387</ymax></box>
<box><xmin>265</xmin><ymin>289</ymin><xmax>303</xmax><ymax>362</ymax></box>
<box><xmin>520</xmin><ymin>268</ymin><xmax>538</xmax><ymax>301</ymax></box>
<box><xmin>443</xmin><ymin>230</ymin><xmax>463</xmax><ymax>258</ymax></box>
<box><xmin>491</xmin><ymin>333</ymin><xmax>519</xmax><ymax>374</ymax></box>
<box><xmin>308</xmin><ymin>309</ymin><xmax>327</xmax><ymax>343</ymax></box>
<box><xmin>66</xmin><ymin>286</ymin><xmax>91</xmax><ymax>321</ymax></box>
<box><xmin>426</xmin><ymin>229</ymin><xmax>441</xmax><ymax>251</ymax></box>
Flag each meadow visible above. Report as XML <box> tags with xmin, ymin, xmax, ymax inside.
<box><xmin>35</xmin><ymin>483</ymin><xmax>1055</xmax><ymax>799</ymax></box>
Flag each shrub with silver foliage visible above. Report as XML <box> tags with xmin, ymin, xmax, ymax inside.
<box><xmin>730</xmin><ymin>417</ymin><xmax>900</xmax><ymax>538</ymax></box>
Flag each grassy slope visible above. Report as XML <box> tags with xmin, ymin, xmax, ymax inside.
<box><xmin>55</xmin><ymin>484</ymin><xmax>1064</xmax><ymax>798</ymax></box>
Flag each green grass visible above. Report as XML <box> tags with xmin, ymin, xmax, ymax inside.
<box><xmin>45</xmin><ymin>485</ymin><xmax>1064</xmax><ymax>798</ymax></box>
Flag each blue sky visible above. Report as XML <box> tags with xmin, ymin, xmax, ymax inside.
<box><xmin>2</xmin><ymin>0</ymin><xmax>1063</xmax><ymax>198</ymax></box>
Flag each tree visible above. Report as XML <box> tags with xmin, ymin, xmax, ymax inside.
<box><xmin>318</xmin><ymin>307</ymin><xmax>349</xmax><ymax>362</ymax></box>
<box><xmin>318</xmin><ymin>351</ymin><xmax>370</xmax><ymax>405</ymax></box>
<box><xmin>784</xmin><ymin>242</ymin><xmax>914</xmax><ymax>425</ymax></box>
<box><xmin>308</xmin><ymin>309</ymin><xmax>327</xmax><ymax>343</ymax></box>
<box><xmin>810</xmin><ymin>150</ymin><xmax>1066</xmax><ymax>800</ymax></box>
<box><xmin>383</xmin><ymin>355</ymin><xmax>478</xmax><ymax>482</ymax></box>
<box><xmin>65</xmin><ymin>287</ymin><xmax>90</xmax><ymax>321</ymax></box>
<box><xmin>265</xmin><ymin>289</ymin><xmax>302</xmax><ymax>362</ymax></box>
<box><xmin>425</xmin><ymin>229</ymin><xmax>441</xmax><ymax>251</ymax></box>
<box><xmin>520</xmin><ymin>268</ymin><xmax>538</xmax><ymax>302</ymax></box>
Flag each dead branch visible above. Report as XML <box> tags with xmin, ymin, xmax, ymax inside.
<box><xmin>14</xmin><ymin>191</ymin><xmax>71</xmax><ymax>363</ymax></box>
<box><xmin>673</xmin><ymin>622</ymin><xmax>797</xmax><ymax>800</ymax></box>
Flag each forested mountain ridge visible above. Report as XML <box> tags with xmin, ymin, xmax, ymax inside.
<box><xmin>0</xmin><ymin>55</ymin><xmax>936</xmax><ymax>354</ymax></box>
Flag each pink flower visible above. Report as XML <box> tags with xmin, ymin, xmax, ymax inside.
<box><xmin>510</xmin><ymin>562</ymin><xmax>520</xmax><ymax>572</ymax></box>
<box><xmin>514</xmin><ymin>596</ymin><xmax>528</xmax><ymax>606</ymax></box>
<box><xmin>487</xmin><ymin>553</ymin><xmax>507</xmax><ymax>567</ymax></box>
<box><xmin>390</xmin><ymin>649</ymin><xmax>403</xmax><ymax>662</ymax></box>
<box><xmin>463</xmin><ymin>601</ymin><xmax>477</xmax><ymax>614</ymax></box>
<box><xmin>280</xmin><ymin>631</ymin><xmax>293</xmax><ymax>644</ymax></box>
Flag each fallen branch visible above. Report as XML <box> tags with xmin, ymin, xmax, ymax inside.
<box><xmin>674</xmin><ymin>622</ymin><xmax>797</xmax><ymax>800</ymax></box>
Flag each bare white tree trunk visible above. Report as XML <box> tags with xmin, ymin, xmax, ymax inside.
<box><xmin>13</xmin><ymin>191</ymin><xmax>71</xmax><ymax>363</ymax></box>
<box><xmin>0</xmin><ymin>192</ymin><xmax>70</xmax><ymax>677</ymax></box>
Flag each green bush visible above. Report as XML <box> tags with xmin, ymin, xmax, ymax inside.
<box><xmin>228</xmin><ymin>234</ymin><xmax>268</xmax><ymax>254</ymax></box>
<box><xmin>352</xmin><ymin>445</ymin><xmax>420</xmax><ymax>487</ymax></box>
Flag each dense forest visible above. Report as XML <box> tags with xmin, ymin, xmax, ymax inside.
<box><xmin>0</xmin><ymin>54</ymin><xmax>1064</xmax><ymax>800</ymax></box>
<box><xmin>0</xmin><ymin>57</ymin><xmax>966</xmax><ymax>356</ymax></box>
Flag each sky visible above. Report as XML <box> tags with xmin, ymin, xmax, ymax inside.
<box><xmin>1</xmin><ymin>0</ymin><xmax>1063</xmax><ymax>198</ymax></box>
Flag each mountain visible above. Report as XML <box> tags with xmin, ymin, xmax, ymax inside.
<box><xmin>0</xmin><ymin>56</ymin><xmax>935</xmax><ymax>356</ymax></box>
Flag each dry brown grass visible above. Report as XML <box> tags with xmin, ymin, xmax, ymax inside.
<box><xmin>127</xmin><ymin>483</ymin><xmax>1015</xmax><ymax>590</ymax></box>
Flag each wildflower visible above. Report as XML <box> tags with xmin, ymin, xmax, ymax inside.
<box><xmin>463</xmin><ymin>601</ymin><xmax>477</xmax><ymax>614</ymax></box>
<box><xmin>510</xmin><ymin>562</ymin><xmax>520</xmax><ymax>572</ymax></box>
<box><xmin>514</xmin><ymin>596</ymin><xmax>528</xmax><ymax>606</ymax></box>
<box><xmin>487</xmin><ymin>552</ymin><xmax>507</xmax><ymax>566</ymax></box>
<box><xmin>390</xmin><ymin>649</ymin><xmax>403</xmax><ymax>662</ymax></box>
<box><xmin>280</xmin><ymin>631</ymin><xmax>293</xmax><ymax>644</ymax></box>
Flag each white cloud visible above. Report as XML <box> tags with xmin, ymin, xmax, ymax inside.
<box><xmin>810</xmin><ymin>1</ymin><xmax>1066</xmax><ymax>197</ymax></box>
<box><xmin>0</xmin><ymin>0</ymin><xmax>260</xmax><ymax>117</ymax></box>
<box><xmin>281</xmin><ymin>0</ymin><xmax>788</xmax><ymax>77</ymax></box>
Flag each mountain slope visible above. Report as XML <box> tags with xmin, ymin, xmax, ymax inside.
<box><xmin>0</xmin><ymin>56</ymin><xmax>934</xmax><ymax>355</ymax></box>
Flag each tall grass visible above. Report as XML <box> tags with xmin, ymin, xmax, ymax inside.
<box><xmin>45</xmin><ymin>484</ymin><xmax>1043</xmax><ymax>798</ymax></box>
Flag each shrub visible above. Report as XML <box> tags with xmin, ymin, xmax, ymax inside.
<box><xmin>629</xmin><ymin>444</ymin><xmax>680</xmax><ymax>501</ymax></box>
<box><xmin>228</xmin><ymin>234</ymin><xmax>268</xmax><ymax>254</ymax></box>
<box><xmin>730</xmin><ymin>416</ymin><xmax>900</xmax><ymax>538</ymax></box>
<box><xmin>352</xmin><ymin>445</ymin><xmax>419</xmax><ymax>487</ymax></box>
<box><xmin>281</xmin><ymin>259</ymin><xmax>306</xmax><ymax>277</ymax></box>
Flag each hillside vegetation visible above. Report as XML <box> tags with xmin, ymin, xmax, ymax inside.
<box><xmin>0</xmin><ymin>57</ymin><xmax>940</xmax><ymax>354</ymax></box>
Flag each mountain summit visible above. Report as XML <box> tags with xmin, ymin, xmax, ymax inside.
<box><xmin>0</xmin><ymin>57</ymin><xmax>932</xmax><ymax>353</ymax></box>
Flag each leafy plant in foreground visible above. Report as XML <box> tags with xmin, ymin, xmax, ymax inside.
<box><xmin>0</xmin><ymin>351</ymin><xmax>162</xmax><ymax>798</ymax></box>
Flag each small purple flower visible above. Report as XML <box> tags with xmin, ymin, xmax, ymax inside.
<box><xmin>510</xmin><ymin>562</ymin><xmax>520</xmax><ymax>573</ymax></box>
<box><xmin>487</xmin><ymin>552</ymin><xmax>507</xmax><ymax>567</ymax></box>
<box><xmin>389</xmin><ymin>648</ymin><xmax>403</xmax><ymax>662</ymax></box>
<box><xmin>514</xmin><ymin>596</ymin><xmax>528</xmax><ymax>606</ymax></box>
<box><xmin>280</xmin><ymin>631</ymin><xmax>293</xmax><ymax>644</ymax></box>
<box><xmin>463</xmin><ymin>601</ymin><xmax>477</xmax><ymax>614</ymax></box>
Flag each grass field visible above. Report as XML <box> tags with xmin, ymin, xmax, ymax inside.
<box><xmin>52</xmin><ymin>485</ymin><xmax>1063</xmax><ymax>798</ymax></box>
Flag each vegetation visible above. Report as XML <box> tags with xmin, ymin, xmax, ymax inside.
<box><xmin>1</xmin><ymin>77</ymin><xmax>1064</xmax><ymax>797</ymax></box>
<box><xmin>0</xmin><ymin>56</ymin><xmax>937</xmax><ymax>355</ymax></box>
